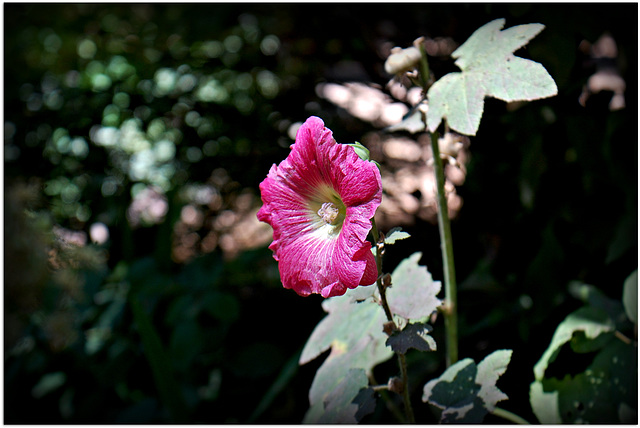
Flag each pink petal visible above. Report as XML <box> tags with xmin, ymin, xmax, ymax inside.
<box><xmin>257</xmin><ymin>116</ymin><xmax>382</xmax><ymax>297</ymax></box>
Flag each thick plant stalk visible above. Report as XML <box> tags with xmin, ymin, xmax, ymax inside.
<box><xmin>429</xmin><ymin>130</ymin><xmax>459</xmax><ymax>367</ymax></box>
<box><xmin>417</xmin><ymin>40</ymin><xmax>459</xmax><ymax>367</ymax></box>
<box><xmin>370</xmin><ymin>218</ymin><xmax>415</xmax><ymax>423</ymax></box>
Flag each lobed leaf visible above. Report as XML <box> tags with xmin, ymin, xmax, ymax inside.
<box><xmin>422</xmin><ymin>349</ymin><xmax>513</xmax><ymax>423</ymax></box>
<box><xmin>427</xmin><ymin>18</ymin><xmax>557</xmax><ymax>136</ymax></box>
<box><xmin>475</xmin><ymin>349</ymin><xmax>512</xmax><ymax>412</ymax></box>
<box><xmin>386</xmin><ymin>252</ymin><xmax>442</xmax><ymax>321</ymax></box>
<box><xmin>299</xmin><ymin>287</ymin><xmax>389</xmax><ymax>366</ymax></box>
<box><xmin>385</xmin><ymin>322</ymin><xmax>436</xmax><ymax>353</ymax></box>
<box><xmin>299</xmin><ymin>287</ymin><xmax>393</xmax><ymax>422</ymax></box>
<box><xmin>313</xmin><ymin>369</ymin><xmax>376</xmax><ymax>423</ymax></box>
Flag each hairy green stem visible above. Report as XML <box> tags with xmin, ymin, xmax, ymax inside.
<box><xmin>370</xmin><ymin>218</ymin><xmax>393</xmax><ymax>322</ymax></box>
<box><xmin>370</xmin><ymin>218</ymin><xmax>415</xmax><ymax>423</ymax></box>
<box><xmin>429</xmin><ymin>130</ymin><xmax>459</xmax><ymax>367</ymax></box>
<box><xmin>492</xmin><ymin>407</ymin><xmax>531</xmax><ymax>424</ymax></box>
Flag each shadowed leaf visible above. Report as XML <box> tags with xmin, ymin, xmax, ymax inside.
<box><xmin>533</xmin><ymin>306</ymin><xmax>614</xmax><ymax>381</ymax></box>
<box><xmin>622</xmin><ymin>270</ymin><xmax>637</xmax><ymax>324</ymax></box>
<box><xmin>386</xmin><ymin>322</ymin><xmax>436</xmax><ymax>353</ymax></box>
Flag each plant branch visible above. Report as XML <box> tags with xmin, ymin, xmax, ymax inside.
<box><xmin>614</xmin><ymin>330</ymin><xmax>634</xmax><ymax>345</ymax></box>
<box><xmin>370</xmin><ymin>218</ymin><xmax>394</xmax><ymax>322</ymax></box>
<box><xmin>492</xmin><ymin>407</ymin><xmax>531</xmax><ymax>424</ymax></box>
<box><xmin>370</xmin><ymin>218</ymin><xmax>415</xmax><ymax>423</ymax></box>
<box><xmin>417</xmin><ymin>40</ymin><xmax>431</xmax><ymax>92</ymax></box>
<box><xmin>368</xmin><ymin>373</ymin><xmax>406</xmax><ymax>423</ymax></box>
<box><xmin>397</xmin><ymin>352</ymin><xmax>415</xmax><ymax>423</ymax></box>
<box><xmin>417</xmin><ymin>46</ymin><xmax>459</xmax><ymax>367</ymax></box>
<box><xmin>429</xmin><ymin>128</ymin><xmax>459</xmax><ymax>367</ymax></box>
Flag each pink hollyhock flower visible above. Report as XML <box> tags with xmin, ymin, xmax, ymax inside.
<box><xmin>257</xmin><ymin>116</ymin><xmax>382</xmax><ymax>298</ymax></box>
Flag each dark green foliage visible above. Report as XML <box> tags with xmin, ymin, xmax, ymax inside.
<box><xmin>386</xmin><ymin>322</ymin><xmax>436</xmax><ymax>353</ymax></box>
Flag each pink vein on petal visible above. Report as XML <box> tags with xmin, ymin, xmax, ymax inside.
<box><xmin>257</xmin><ymin>116</ymin><xmax>382</xmax><ymax>298</ymax></box>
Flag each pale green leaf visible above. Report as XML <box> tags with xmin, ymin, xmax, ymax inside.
<box><xmin>427</xmin><ymin>18</ymin><xmax>557</xmax><ymax>136</ymax></box>
<box><xmin>311</xmin><ymin>369</ymin><xmax>375</xmax><ymax>423</ymax></box>
<box><xmin>299</xmin><ymin>287</ymin><xmax>389</xmax><ymax>366</ymax></box>
<box><xmin>533</xmin><ymin>306</ymin><xmax>615</xmax><ymax>381</ymax></box>
<box><xmin>384</xmin><ymin>227</ymin><xmax>411</xmax><ymax>245</ymax></box>
<box><xmin>622</xmin><ymin>270</ymin><xmax>637</xmax><ymax>324</ymax></box>
<box><xmin>386</xmin><ymin>252</ymin><xmax>442</xmax><ymax>321</ymax></box>
<box><xmin>476</xmin><ymin>349</ymin><xmax>512</xmax><ymax>411</ymax></box>
<box><xmin>299</xmin><ymin>287</ymin><xmax>393</xmax><ymax>421</ymax></box>
<box><xmin>427</xmin><ymin>72</ymin><xmax>484</xmax><ymax>136</ymax></box>
<box><xmin>529</xmin><ymin>381</ymin><xmax>562</xmax><ymax>423</ymax></box>
<box><xmin>422</xmin><ymin>350</ymin><xmax>512</xmax><ymax>423</ymax></box>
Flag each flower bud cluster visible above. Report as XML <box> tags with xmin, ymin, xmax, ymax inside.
<box><xmin>384</xmin><ymin>37</ymin><xmax>425</xmax><ymax>78</ymax></box>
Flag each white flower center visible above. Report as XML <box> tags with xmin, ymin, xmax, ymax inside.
<box><xmin>318</xmin><ymin>202</ymin><xmax>340</xmax><ymax>225</ymax></box>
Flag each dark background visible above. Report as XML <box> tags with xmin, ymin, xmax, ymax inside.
<box><xmin>4</xmin><ymin>3</ymin><xmax>637</xmax><ymax>423</ymax></box>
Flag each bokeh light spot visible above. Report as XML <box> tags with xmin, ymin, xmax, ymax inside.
<box><xmin>77</xmin><ymin>39</ymin><xmax>97</xmax><ymax>59</ymax></box>
<box><xmin>260</xmin><ymin>35</ymin><xmax>280</xmax><ymax>56</ymax></box>
<box><xmin>223</xmin><ymin>35</ymin><xmax>243</xmax><ymax>53</ymax></box>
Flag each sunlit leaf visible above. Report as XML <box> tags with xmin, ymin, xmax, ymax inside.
<box><xmin>422</xmin><ymin>349</ymin><xmax>512</xmax><ymax>423</ymax></box>
<box><xmin>386</xmin><ymin>322</ymin><xmax>436</xmax><ymax>353</ymax></box>
<box><xmin>427</xmin><ymin>18</ymin><xmax>557</xmax><ymax>136</ymax></box>
<box><xmin>299</xmin><ymin>287</ymin><xmax>393</xmax><ymax>422</ymax></box>
<box><xmin>384</xmin><ymin>227</ymin><xmax>411</xmax><ymax>245</ymax></box>
<box><xmin>529</xmin><ymin>381</ymin><xmax>562</xmax><ymax>423</ymax></box>
<box><xmin>303</xmin><ymin>368</ymin><xmax>375</xmax><ymax>423</ymax></box>
<box><xmin>533</xmin><ymin>306</ymin><xmax>615</xmax><ymax>381</ymax></box>
<box><xmin>476</xmin><ymin>349</ymin><xmax>512</xmax><ymax>412</ymax></box>
<box><xmin>386</xmin><ymin>252</ymin><xmax>442</xmax><ymax>321</ymax></box>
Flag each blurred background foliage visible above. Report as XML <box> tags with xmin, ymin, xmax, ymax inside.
<box><xmin>4</xmin><ymin>3</ymin><xmax>637</xmax><ymax>423</ymax></box>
